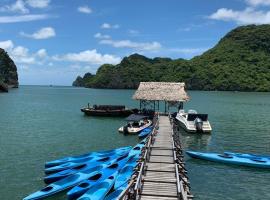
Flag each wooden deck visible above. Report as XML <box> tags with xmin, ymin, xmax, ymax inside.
<box><xmin>138</xmin><ymin>115</ymin><xmax>192</xmax><ymax>200</ymax></box>
<box><xmin>118</xmin><ymin>114</ymin><xmax>192</xmax><ymax>200</ymax></box>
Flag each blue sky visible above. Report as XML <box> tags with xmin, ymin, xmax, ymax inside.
<box><xmin>0</xmin><ymin>0</ymin><xmax>270</xmax><ymax>85</ymax></box>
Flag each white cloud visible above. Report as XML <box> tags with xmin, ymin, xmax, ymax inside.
<box><xmin>101</xmin><ymin>23</ymin><xmax>120</xmax><ymax>29</ymax></box>
<box><xmin>94</xmin><ymin>33</ymin><xmax>111</xmax><ymax>39</ymax></box>
<box><xmin>100</xmin><ymin>39</ymin><xmax>162</xmax><ymax>51</ymax></box>
<box><xmin>0</xmin><ymin>0</ymin><xmax>29</xmax><ymax>14</ymax></box>
<box><xmin>53</xmin><ymin>49</ymin><xmax>121</xmax><ymax>65</ymax></box>
<box><xmin>78</xmin><ymin>6</ymin><xmax>92</xmax><ymax>14</ymax></box>
<box><xmin>26</xmin><ymin>0</ymin><xmax>50</xmax><ymax>8</ymax></box>
<box><xmin>209</xmin><ymin>8</ymin><xmax>270</xmax><ymax>24</ymax></box>
<box><xmin>36</xmin><ymin>49</ymin><xmax>47</xmax><ymax>58</ymax></box>
<box><xmin>0</xmin><ymin>40</ymin><xmax>14</xmax><ymax>49</ymax></box>
<box><xmin>20</xmin><ymin>27</ymin><xmax>56</xmax><ymax>39</ymax></box>
<box><xmin>0</xmin><ymin>14</ymin><xmax>49</xmax><ymax>23</ymax></box>
<box><xmin>246</xmin><ymin>0</ymin><xmax>270</xmax><ymax>6</ymax></box>
<box><xmin>0</xmin><ymin>40</ymin><xmax>50</xmax><ymax>65</ymax></box>
<box><xmin>128</xmin><ymin>29</ymin><xmax>140</xmax><ymax>36</ymax></box>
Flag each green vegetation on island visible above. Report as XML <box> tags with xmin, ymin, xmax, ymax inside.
<box><xmin>73</xmin><ymin>24</ymin><xmax>270</xmax><ymax>92</ymax></box>
<box><xmin>0</xmin><ymin>48</ymin><xmax>18</xmax><ymax>92</ymax></box>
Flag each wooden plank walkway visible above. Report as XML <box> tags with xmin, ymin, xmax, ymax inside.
<box><xmin>139</xmin><ymin>115</ymin><xmax>190</xmax><ymax>200</ymax></box>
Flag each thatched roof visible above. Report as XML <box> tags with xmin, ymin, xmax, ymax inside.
<box><xmin>133</xmin><ymin>82</ymin><xmax>189</xmax><ymax>102</ymax></box>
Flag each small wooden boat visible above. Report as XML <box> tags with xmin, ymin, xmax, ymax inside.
<box><xmin>175</xmin><ymin>109</ymin><xmax>212</xmax><ymax>133</ymax></box>
<box><xmin>118</xmin><ymin>114</ymin><xmax>152</xmax><ymax>134</ymax></box>
<box><xmin>44</xmin><ymin>153</ymin><xmax>129</xmax><ymax>184</ymax></box>
<box><xmin>45</xmin><ymin>146</ymin><xmax>131</xmax><ymax>168</ymax></box>
<box><xmin>66</xmin><ymin>154</ymin><xmax>129</xmax><ymax>200</ymax></box>
<box><xmin>78</xmin><ymin>172</ymin><xmax>118</xmax><ymax>200</ymax></box>
<box><xmin>81</xmin><ymin>104</ymin><xmax>134</xmax><ymax>117</ymax></box>
<box><xmin>23</xmin><ymin>165</ymin><xmax>104</xmax><ymax>200</ymax></box>
<box><xmin>138</xmin><ymin>127</ymin><xmax>152</xmax><ymax>138</ymax></box>
<box><xmin>186</xmin><ymin>151</ymin><xmax>270</xmax><ymax>169</ymax></box>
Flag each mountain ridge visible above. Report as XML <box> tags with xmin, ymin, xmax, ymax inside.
<box><xmin>73</xmin><ymin>24</ymin><xmax>270</xmax><ymax>92</ymax></box>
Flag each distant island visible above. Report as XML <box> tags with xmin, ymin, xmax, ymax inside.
<box><xmin>73</xmin><ymin>24</ymin><xmax>270</xmax><ymax>92</ymax></box>
<box><xmin>0</xmin><ymin>48</ymin><xmax>18</xmax><ymax>92</ymax></box>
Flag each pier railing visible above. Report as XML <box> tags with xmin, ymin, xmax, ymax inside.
<box><xmin>118</xmin><ymin>113</ymin><xmax>192</xmax><ymax>200</ymax></box>
<box><xmin>170</xmin><ymin>114</ymin><xmax>193</xmax><ymax>199</ymax></box>
<box><xmin>118</xmin><ymin>113</ymin><xmax>159</xmax><ymax>200</ymax></box>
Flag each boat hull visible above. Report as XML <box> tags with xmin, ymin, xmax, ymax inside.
<box><xmin>186</xmin><ymin>151</ymin><xmax>270</xmax><ymax>169</ymax></box>
<box><xmin>81</xmin><ymin>108</ymin><xmax>133</xmax><ymax>117</ymax></box>
<box><xmin>175</xmin><ymin>117</ymin><xmax>211</xmax><ymax>133</ymax></box>
<box><xmin>119</xmin><ymin>121</ymin><xmax>152</xmax><ymax>134</ymax></box>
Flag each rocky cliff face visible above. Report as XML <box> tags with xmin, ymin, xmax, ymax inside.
<box><xmin>0</xmin><ymin>48</ymin><xmax>18</xmax><ymax>92</ymax></box>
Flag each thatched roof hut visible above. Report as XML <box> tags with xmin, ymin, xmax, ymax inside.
<box><xmin>133</xmin><ymin>82</ymin><xmax>189</xmax><ymax>102</ymax></box>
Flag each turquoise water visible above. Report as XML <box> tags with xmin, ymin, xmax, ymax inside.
<box><xmin>0</xmin><ymin>86</ymin><xmax>270</xmax><ymax>200</ymax></box>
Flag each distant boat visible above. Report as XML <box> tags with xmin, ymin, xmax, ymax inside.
<box><xmin>175</xmin><ymin>109</ymin><xmax>212</xmax><ymax>133</ymax></box>
<box><xmin>81</xmin><ymin>105</ymin><xmax>135</xmax><ymax>117</ymax></box>
<box><xmin>118</xmin><ymin>114</ymin><xmax>152</xmax><ymax>134</ymax></box>
<box><xmin>186</xmin><ymin>151</ymin><xmax>270</xmax><ymax>169</ymax></box>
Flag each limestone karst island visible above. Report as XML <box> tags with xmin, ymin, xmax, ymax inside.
<box><xmin>0</xmin><ymin>1</ymin><xmax>270</xmax><ymax>200</ymax></box>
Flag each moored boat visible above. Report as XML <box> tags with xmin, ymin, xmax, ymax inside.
<box><xmin>186</xmin><ymin>150</ymin><xmax>270</xmax><ymax>169</ymax></box>
<box><xmin>45</xmin><ymin>146</ymin><xmax>131</xmax><ymax>168</ymax></box>
<box><xmin>175</xmin><ymin>109</ymin><xmax>212</xmax><ymax>133</ymax></box>
<box><xmin>81</xmin><ymin>105</ymin><xmax>135</xmax><ymax>117</ymax></box>
<box><xmin>118</xmin><ymin>114</ymin><xmax>152</xmax><ymax>134</ymax></box>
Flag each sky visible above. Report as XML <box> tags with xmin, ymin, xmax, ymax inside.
<box><xmin>0</xmin><ymin>0</ymin><xmax>270</xmax><ymax>85</ymax></box>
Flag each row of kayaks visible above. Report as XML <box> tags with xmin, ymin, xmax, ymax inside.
<box><xmin>24</xmin><ymin>139</ymin><xmax>148</xmax><ymax>200</ymax></box>
<box><xmin>186</xmin><ymin>151</ymin><xmax>270</xmax><ymax>169</ymax></box>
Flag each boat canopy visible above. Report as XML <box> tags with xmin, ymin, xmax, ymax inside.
<box><xmin>125</xmin><ymin>114</ymin><xmax>148</xmax><ymax>121</ymax></box>
<box><xmin>93</xmin><ymin>105</ymin><xmax>125</xmax><ymax>110</ymax></box>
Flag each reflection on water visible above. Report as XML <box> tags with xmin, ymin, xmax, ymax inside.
<box><xmin>175</xmin><ymin>125</ymin><xmax>212</xmax><ymax>150</ymax></box>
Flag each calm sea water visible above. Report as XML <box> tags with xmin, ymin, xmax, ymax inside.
<box><xmin>0</xmin><ymin>86</ymin><xmax>270</xmax><ymax>200</ymax></box>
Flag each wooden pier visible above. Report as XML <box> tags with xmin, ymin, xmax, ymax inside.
<box><xmin>119</xmin><ymin>114</ymin><xmax>193</xmax><ymax>200</ymax></box>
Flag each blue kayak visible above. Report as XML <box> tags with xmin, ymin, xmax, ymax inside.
<box><xmin>128</xmin><ymin>138</ymin><xmax>147</xmax><ymax>157</ymax></box>
<box><xmin>138</xmin><ymin>127</ymin><xmax>152</xmax><ymax>138</ymax></box>
<box><xmin>44</xmin><ymin>153</ymin><xmax>129</xmax><ymax>184</ymax></box>
<box><xmin>66</xmin><ymin>154</ymin><xmax>129</xmax><ymax>200</ymax></box>
<box><xmin>224</xmin><ymin>151</ymin><xmax>270</xmax><ymax>160</ymax></box>
<box><xmin>78</xmin><ymin>172</ymin><xmax>118</xmax><ymax>200</ymax></box>
<box><xmin>44</xmin><ymin>151</ymin><xmax>127</xmax><ymax>175</ymax></box>
<box><xmin>45</xmin><ymin>146</ymin><xmax>132</xmax><ymax>168</ymax></box>
<box><xmin>186</xmin><ymin>150</ymin><xmax>270</xmax><ymax>169</ymax></box>
<box><xmin>104</xmin><ymin>183</ymin><xmax>128</xmax><ymax>200</ymax></box>
<box><xmin>23</xmin><ymin>165</ymin><xmax>105</xmax><ymax>200</ymax></box>
<box><xmin>114</xmin><ymin>154</ymin><xmax>139</xmax><ymax>189</ymax></box>
<box><xmin>113</xmin><ymin>141</ymin><xmax>143</xmax><ymax>189</ymax></box>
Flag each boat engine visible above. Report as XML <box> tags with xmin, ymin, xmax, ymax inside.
<box><xmin>123</xmin><ymin>125</ymin><xmax>129</xmax><ymax>134</ymax></box>
<box><xmin>194</xmin><ymin>117</ymin><xmax>203</xmax><ymax>132</ymax></box>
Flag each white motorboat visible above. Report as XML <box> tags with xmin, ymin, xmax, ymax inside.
<box><xmin>175</xmin><ymin>109</ymin><xmax>212</xmax><ymax>133</ymax></box>
<box><xmin>118</xmin><ymin>114</ymin><xmax>152</xmax><ymax>134</ymax></box>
